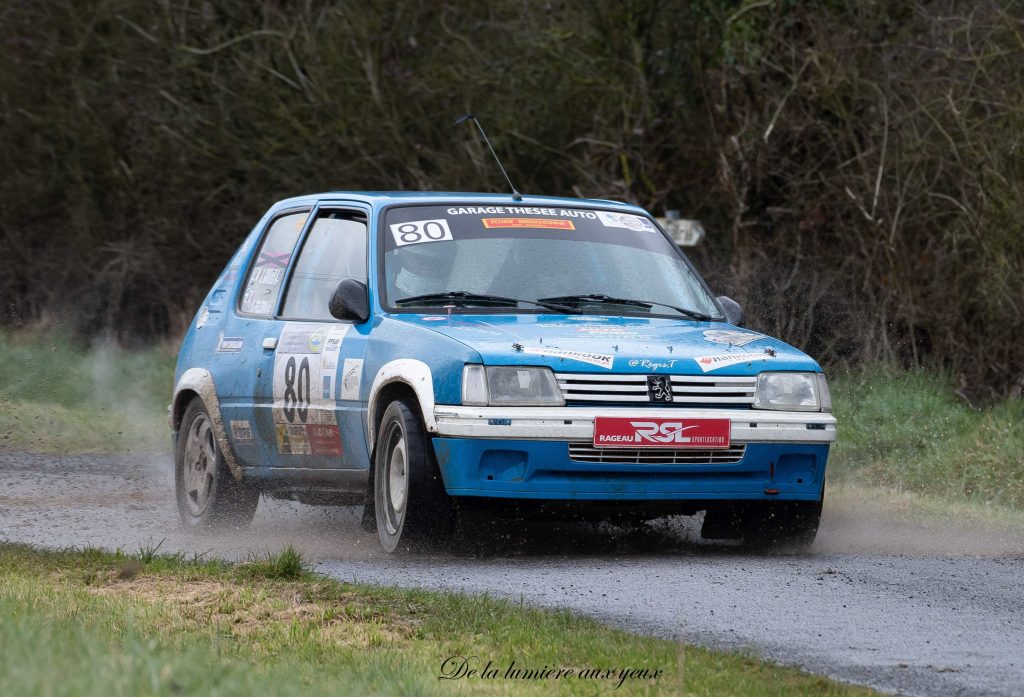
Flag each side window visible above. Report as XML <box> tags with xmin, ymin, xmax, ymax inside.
<box><xmin>239</xmin><ymin>212</ymin><xmax>308</xmax><ymax>315</ymax></box>
<box><xmin>281</xmin><ymin>210</ymin><xmax>368</xmax><ymax>321</ymax></box>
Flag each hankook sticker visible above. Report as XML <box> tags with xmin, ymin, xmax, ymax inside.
<box><xmin>522</xmin><ymin>346</ymin><xmax>613</xmax><ymax>369</ymax></box>
<box><xmin>695</xmin><ymin>353</ymin><xmax>771</xmax><ymax>372</ymax></box>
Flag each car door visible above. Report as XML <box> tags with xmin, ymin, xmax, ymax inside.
<box><xmin>218</xmin><ymin>207</ymin><xmax>311</xmax><ymax>467</ymax></box>
<box><xmin>252</xmin><ymin>205</ymin><xmax>370</xmax><ymax>469</ymax></box>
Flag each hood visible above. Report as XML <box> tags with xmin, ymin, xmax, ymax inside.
<box><xmin>396</xmin><ymin>313</ymin><xmax>820</xmax><ymax>375</ymax></box>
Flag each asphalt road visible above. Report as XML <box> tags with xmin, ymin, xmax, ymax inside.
<box><xmin>1</xmin><ymin>451</ymin><xmax>1022</xmax><ymax>696</ymax></box>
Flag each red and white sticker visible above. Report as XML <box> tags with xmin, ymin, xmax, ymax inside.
<box><xmin>593</xmin><ymin>417</ymin><xmax>730</xmax><ymax>449</ymax></box>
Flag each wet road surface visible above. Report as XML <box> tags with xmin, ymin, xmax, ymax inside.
<box><xmin>1</xmin><ymin>451</ymin><xmax>1022</xmax><ymax>696</ymax></box>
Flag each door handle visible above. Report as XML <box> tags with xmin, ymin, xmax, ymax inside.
<box><xmin>262</xmin><ymin>337</ymin><xmax>278</xmax><ymax>350</ymax></box>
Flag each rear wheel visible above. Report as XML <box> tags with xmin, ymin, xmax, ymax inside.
<box><xmin>374</xmin><ymin>399</ymin><xmax>454</xmax><ymax>553</ymax></box>
<box><xmin>175</xmin><ymin>398</ymin><xmax>259</xmax><ymax>530</ymax></box>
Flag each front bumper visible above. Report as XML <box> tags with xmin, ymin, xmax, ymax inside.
<box><xmin>433</xmin><ymin>405</ymin><xmax>836</xmax><ymax>443</ymax></box>
<box><xmin>431</xmin><ymin>406</ymin><xmax>834</xmax><ymax>501</ymax></box>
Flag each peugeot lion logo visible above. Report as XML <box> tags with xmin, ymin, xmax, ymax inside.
<box><xmin>647</xmin><ymin>375</ymin><xmax>674</xmax><ymax>402</ymax></box>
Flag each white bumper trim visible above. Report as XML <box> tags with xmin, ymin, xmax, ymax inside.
<box><xmin>432</xmin><ymin>405</ymin><xmax>836</xmax><ymax>443</ymax></box>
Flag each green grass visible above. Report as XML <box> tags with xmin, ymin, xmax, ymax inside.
<box><xmin>829</xmin><ymin>368</ymin><xmax>1024</xmax><ymax>509</ymax></box>
<box><xmin>0</xmin><ymin>330</ymin><xmax>175</xmax><ymax>452</ymax></box>
<box><xmin>0</xmin><ymin>543</ymin><xmax>876</xmax><ymax>697</ymax></box>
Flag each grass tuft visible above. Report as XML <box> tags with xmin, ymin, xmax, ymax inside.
<box><xmin>136</xmin><ymin>538</ymin><xmax>166</xmax><ymax>563</ymax></box>
<box><xmin>241</xmin><ymin>545</ymin><xmax>306</xmax><ymax>580</ymax></box>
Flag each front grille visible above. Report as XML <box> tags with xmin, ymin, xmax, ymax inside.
<box><xmin>554</xmin><ymin>372</ymin><xmax>756</xmax><ymax>406</ymax></box>
<box><xmin>568</xmin><ymin>442</ymin><xmax>747</xmax><ymax>464</ymax></box>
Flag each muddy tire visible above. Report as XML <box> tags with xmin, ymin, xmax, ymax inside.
<box><xmin>175</xmin><ymin>398</ymin><xmax>259</xmax><ymax>530</ymax></box>
<box><xmin>740</xmin><ymin>498</ymin><xmax>823</xmax><ymax>551</ymax></box>
<box><xmin>373</xmin><ymin>399</ymin><xmax>454</xmax><ymax>553</ymax></box>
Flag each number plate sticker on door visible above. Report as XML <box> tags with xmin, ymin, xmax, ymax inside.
<box><xmin>272</xmin><ymin>323</ymin><xmax>349</xmax><ymax>455</ymax></box>
<box><xmin>593</xmin><ymin>417</ymin><xmax>731</xmax><ymax>449</ymax></box>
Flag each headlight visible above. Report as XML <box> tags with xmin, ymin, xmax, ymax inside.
<box><xmin>753</xmin><ymin>372</ymin><xmax>827</xmax><ymax>411</ymax></box>
<box><xmin>461</xmin><ymin>365</ymin><xmax>564</xmax><ymax>406</ymax></box>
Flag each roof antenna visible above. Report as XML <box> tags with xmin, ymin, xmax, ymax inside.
<box><xmin>455</xmin><ymin>114</ymin><xmax>522</xmax><ymax>201</ymax></box>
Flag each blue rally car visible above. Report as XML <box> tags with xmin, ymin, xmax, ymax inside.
<box><xmin>171</xmin><ymin>192</ymin><xmax>837</xmax><ymax>552</ymax></box>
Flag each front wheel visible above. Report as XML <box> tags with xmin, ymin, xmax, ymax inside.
<box><xmin>374</xmin><ymin>400</ymin><xmax>454</xmax><ymax>553</ymax></box>
<box><xmin>175</xmin><ymin>398</ymin><xmax>259</xmax><ymax>530</ymax></box>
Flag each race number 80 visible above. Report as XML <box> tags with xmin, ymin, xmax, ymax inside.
<box><xmin>389</xmin><ymin>219</ymin><xmax>453</xmax><ymax>247</ymax></box>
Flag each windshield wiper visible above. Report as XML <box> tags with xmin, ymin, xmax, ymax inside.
<box><xmin>537</xmin><ymin>294</ymin><xmax>718</xmax><ymax>321</ymax></box>
<box><xmin>395</xmin><ymin>291</ymin><xmax>579</xmax><ymax>313</ymax></box>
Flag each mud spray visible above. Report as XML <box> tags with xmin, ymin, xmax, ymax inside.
<box><xmin>1</xmin><ymin>338</ymin><xmax>1021</xmax><ymax>561</ymax></box>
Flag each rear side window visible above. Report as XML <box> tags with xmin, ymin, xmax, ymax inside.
<box><xmin>239</xmin><ymin>211</ymin><xmax>308</xmax><ymax>315</ymax></box>
<box><xmin>281</xmin><ymin>210</ymin><xmax>368</xmax><ymax>321</ymax></box>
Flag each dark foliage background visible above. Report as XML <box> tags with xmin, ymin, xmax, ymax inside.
<box><xmin>2</xmin><ymin>1</ymin><xmax>1022</xmax><ymax>397</ymax></box>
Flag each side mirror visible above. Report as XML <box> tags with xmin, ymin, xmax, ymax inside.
<box><xmin>329</xmin><ymin>279</ymin><xmax>370</xmax><ymax>322</ymax></box>
<box><xmin>716</xmin><ymin>296</ymin><xmax>744</xmax><ymax>326</ymax></box>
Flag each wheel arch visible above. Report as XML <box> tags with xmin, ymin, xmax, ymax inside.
<box><xmin>366</xmin><ymin>359</ymin><xmax>436</xmax><ymax>455</ymax></box>
<box><xmin>171</xmin><ymin>368</ymin><xmax>242</xmax><ymax>481</ymax></box>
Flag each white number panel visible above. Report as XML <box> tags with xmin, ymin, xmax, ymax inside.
<box><xmin>271</xmin><ymin>323</ymin><xmax>349</xmax><ymax>455</ymax></box>
<box><xmin>389</xmin><ymin>219</ymin><xmax>453</xmax><ymax>247</ymax></box>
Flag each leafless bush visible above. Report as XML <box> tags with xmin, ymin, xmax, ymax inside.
<box><xmin>1</xmin><ymin>1</ymin><xmax>1021</xmax><ymax>396</ymax></box>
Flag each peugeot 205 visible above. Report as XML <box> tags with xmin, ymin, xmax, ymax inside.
<box><xmin>171</xmin><ymin>192</ymin><xmax>837</xmax><ymax>552</ymax></box>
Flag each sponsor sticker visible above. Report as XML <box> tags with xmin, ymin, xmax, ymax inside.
<box><xmin>278</xmin><ymin>323</ymin><xmax>329</xmax><ymax>354</ymax></box>
<box><xmin>245</xmin><ymin>297</ymin><xmax>273</xmax><ymax>315</ymax></box>
<box><xmin>481</xmin><ymin>217</ymin><xmax>575</xmax><ymax>230</ymax></box>
<box><xmin>320</xmin><ymin>326</ymin><xmax>349</xmax><ymax>371</ymax></box>
<box><xmin>196</xmin><ymin>306</ymin><xmax>210</xmax><ymax>329</ymax></box>
<box><xmin>341</xmin><ymin>358</ymin><xmax>364</xmax><ymax>400</ymax></box>
<box><xmin>306</xmin><ymin>424</ymin><xmax>343</xmax><ymax>456</ymax></box>
<box><xmin>695</xmin><ymin>353</ymin><xmax>770</xmax><ymax>372</ymax></box>
<box><xmin>577</xmin><ymin>326</ymin><xmax>640</xmax><ymax>337</ymax></box>
<box><xmin>250</xmin><ymin>266</ymin><xmax>283</xmax><ymax>285</ymax></box>
<box><xmin>256</xmin><ymin>251</ymin><xmax>290</xmax><ymax>269</ymax></box>
<box><xmin>446</xmin><ymin>206</ymin><xmax>598</xmax><ymax>219</ymax></box>
<box><xmin>308</xmin><ymin>327</ymin><xmax>328</xmax><ymax>353</ymax></box>
<box><xmin>593</xmin><ymin>417</ymin><xmax>730</xmax><ymax>449</ymax></box>
<box><xmin>276</xmin><ymin>423</ymin><xmax>311</xmax><ymax>455</ymax></box>
<box><xmin>596</xmin><ymin>211</ymin><xmax>657</xmax><ymax>232</ymax></box>
<box><xmin>216</xmin><ymin>333</ymin><xmax>244</xmax><ymax>353</ymax></box>
<box><xmin>703</xmin><ymin>330</ymin><xmax>765</xmax><ymax>347</ymax></box>
<box><xmin>390</xmin><ymin>219</ymin><xmax>453</xmax><ymax>247</ymax></box>
<box><xmin>522</xmin><ymin>346</ymin><xmax>613</xmax><ymax>369</ymax></box>
<box><xmin>628</xmin><ymin>358</ymin><xmax>679</xmax><ymax>371</ymax></box>
<box><xmin>275</xmin><ymin>423</ymin><xmax>343</xmax><ymax>456</ymax></box>
<box><xmin>230</xmin><ymin>420</ymin><xmax>253</xmax><ymax>443</ymax></box>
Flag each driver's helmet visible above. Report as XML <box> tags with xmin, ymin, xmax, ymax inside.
<box><xmin>392</xmin><ymin>242</ymin><xmax>456</xmax><ymax>297</ymax></box>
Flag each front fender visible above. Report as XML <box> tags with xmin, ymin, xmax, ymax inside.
<box><xmin>171</xmin><ymin>368</ymin><xmax>242</xmax><ymax>481</ymax></box>
<box><xmin>366</xmin><ymin>359</ymin><xmax>436</xmax><ymax>452</ymax></box>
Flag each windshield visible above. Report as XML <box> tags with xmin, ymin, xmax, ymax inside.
<box><xmin>380</xmin><ymin>204</ymin><xmax>721</xmax><ymax>318</ymax></box>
